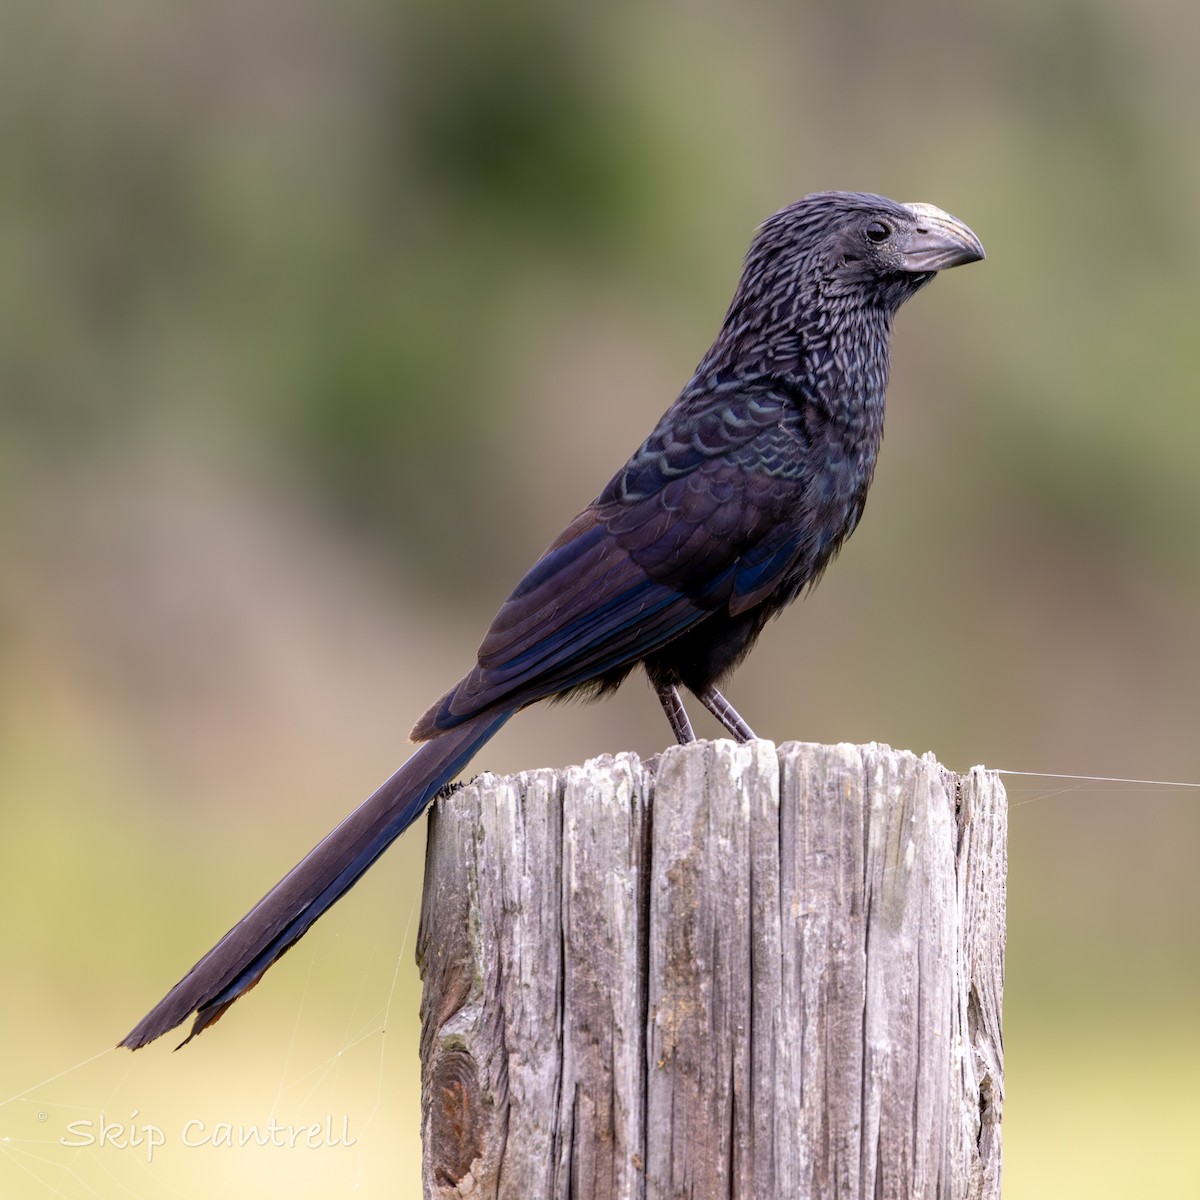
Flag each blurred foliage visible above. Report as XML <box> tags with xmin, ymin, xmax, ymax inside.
<box><xmin>2</xmin><ymin>0</ymin><xmax>1199</xmax><ymax>1196</ymax></box>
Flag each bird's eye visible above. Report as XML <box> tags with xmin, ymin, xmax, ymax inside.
<box><xmin>864</xmin><ymin>220</ymin><xmax>892</xmax><ymax>244</ymax></box>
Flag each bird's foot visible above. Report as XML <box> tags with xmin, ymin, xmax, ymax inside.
<box><xmin>653</xmin><ymin>680</ymin><xmax>696</xmax><ymax>745</ymax></box>
<box><xmin>696</xmin><ymin>685</ymin><xmax>757</xmax><ymax>743</ymax></box>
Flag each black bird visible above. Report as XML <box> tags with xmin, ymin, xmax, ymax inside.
<box><xmin>122</xmin><ymin>191</ymin><xmax>983</xmax><ymax>1050</ymax></box>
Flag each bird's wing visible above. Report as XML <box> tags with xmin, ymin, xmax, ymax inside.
<box><xmin>415</xmin><ymin>386</ymin><xmax>817</xmax><ymax>733</ymax></box>
<box><xmin>415</xmin><ymin>507</ymin><xmax>706</xmax><ymax>731</ymax></box>
<box><xmin>606</xmin><ymin>381</ymin><xmax>844</xmax><ymax>616</ymax></box>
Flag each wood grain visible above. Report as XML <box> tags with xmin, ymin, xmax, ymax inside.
<box><xmin>417</xmin><ymin>741</ymin><xmax>1005</xmax><ymax>1199</ymax></box>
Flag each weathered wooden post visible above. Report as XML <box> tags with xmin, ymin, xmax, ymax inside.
<box><xmin>417</xmin><ymin>740</ymin><xmax>1005</xmax><ymax>1200</ymax></box>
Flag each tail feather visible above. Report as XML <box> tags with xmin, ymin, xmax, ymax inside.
<box><xmin>121</xmin><ymin>709</ymin><xmax>512</xmax><ymax>1050</ymax></box>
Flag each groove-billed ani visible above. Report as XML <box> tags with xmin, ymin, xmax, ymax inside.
<box><xmin>123</xmin><ymin>191</ymin><xmax>984</xmax><ymax>1050</ymax></box>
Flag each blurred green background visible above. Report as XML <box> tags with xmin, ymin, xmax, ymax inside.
<box><xmin>2</xmin><ymin>1</ymin><xmax>1198</xmax><ymax>1195</ymax></box>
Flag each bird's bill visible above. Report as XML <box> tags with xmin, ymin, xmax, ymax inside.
<box><xmin>898</xmin><ymin>203</ymin><xmax>985</xmax><ymax>271</ymax></box>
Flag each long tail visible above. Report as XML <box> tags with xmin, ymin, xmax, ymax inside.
<box><xmin>121</xmin><ymin>708</ymin><xmax>513</xmax><ymax>1050</ymax></box>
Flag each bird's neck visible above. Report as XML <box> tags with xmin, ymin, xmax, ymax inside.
<box><xmin>735</xmin><ymin>302</ymin><xmax>893</xmax><ymax>440</ymax></box>
<box><xmin>798</xmin><ymin>308</ymin><xmax>892</xmax><ymax>434</ymax></box>
<box><xmin>709</xmin><ymin>283</ymin><xmax>893</xmax><ymax>390</ymax></box>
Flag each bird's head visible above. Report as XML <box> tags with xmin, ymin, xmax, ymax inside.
<box><xmin>806</xmin><ymin>194</ymin><xmax>984</xmax><ymax>302</ymax></box>
<box><xmin>751</xmin><ymin>191</ymin><xmax>985</xmax><ymax>312</ymax></box>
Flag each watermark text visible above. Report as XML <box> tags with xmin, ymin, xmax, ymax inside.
<box><xmin>59</xmin><ymin>1111</ymin><xmax>356</xmax><ymax>1163</ymax></box>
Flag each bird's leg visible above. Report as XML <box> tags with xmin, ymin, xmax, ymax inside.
<box><xmin>653</xmin><ymin>680</ymin><xmax>696</xmax><ymax>745</ymax></box>
<box><xmin>695</xmin><ymin>684</ymin><xmax>757</xmax><ymax>743</ymax></box>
